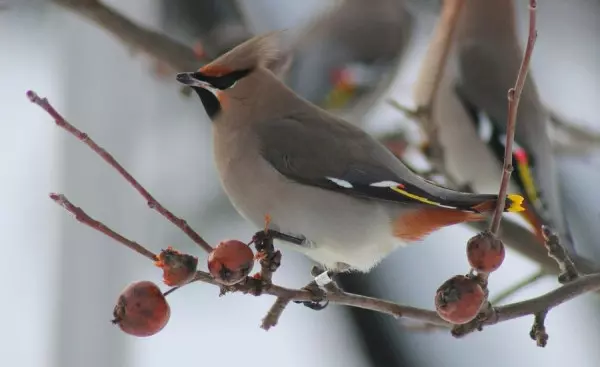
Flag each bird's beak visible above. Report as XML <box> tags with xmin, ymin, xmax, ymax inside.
<box><xmin>176</xmin><ymin>72</ymin><xmax>212</xmax><ymax>89</ymax></box>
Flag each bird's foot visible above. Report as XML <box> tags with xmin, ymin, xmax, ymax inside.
<box><xmin>251</xmin><ymin>230</ymin><xmax>279</xmax><ymax>277</ymax></box>
<box><xmin>296</xmin><ymin>281</ymin><xmax>329</xmax><ymax>310</ymax></box>
<box><xmin>294</xmin><ymin>266</ymin><xmax>342</xmax><ymax>311</ymax></box>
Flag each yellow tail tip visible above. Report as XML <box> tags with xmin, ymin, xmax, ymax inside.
<box><xmin>507</xmin><ymin>194</ymin><xmax>525</xmax><ymax>212</ymax></box>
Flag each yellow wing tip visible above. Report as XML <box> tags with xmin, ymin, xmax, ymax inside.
<box><xmin>507</xmin><ymin>194</ymin><xmax>525</xmax><ymax>212</ymax></box>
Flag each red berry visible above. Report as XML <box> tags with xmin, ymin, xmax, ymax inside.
<box><xmin>154</xmin><ymin>246</ymin><xmax>198</xmax><ymax>286</ymax></box>
<box><xmin>112</xmin><ymin>281</ymin><xmax>170</xmax><ymax>337</ymax></box>
<box><xmin>435</xmin><ymin>275</ymin><xmax>485</xmax><ymax>324</ymax></box>
<box><xmin>467</xmin><ymin>231</ymin><xmax>505</xmax><ymax>273</ymax></box>
<box><xmin>207</xmin><ymin>240</ymin><xmax>254</xmax><ymax>285</ymax></box>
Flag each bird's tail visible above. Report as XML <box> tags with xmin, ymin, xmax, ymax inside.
<box><xmin>470</xmin><ymin>194</ymin><xmax>525</xmax><ymax>214</ymax></box>
<box><xmin>391</xmin><ymin>193</ymin><xmax>525</xmax><ymax>242</ymax></box>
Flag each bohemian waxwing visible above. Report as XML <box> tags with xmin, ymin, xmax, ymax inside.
<box><xmin>427</xmin><ymin>0</ymin><xmax>575</xmax><ymax>253</ymax></box>
<box><xmin>176</xmin><ymin>32</ymin><xmax>525</xmax><ymax>273</ymax></box>
<box><xmin>287</xmin><ymin>0</ymin><xmax>414</xmax><ymax>106</ymax></box>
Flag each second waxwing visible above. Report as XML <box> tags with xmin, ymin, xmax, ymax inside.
<box><xmin>427</xmin><ymin>0</ymin><xmax>575</xmax><ymax>254</ymax></box>
<box><xmin>286</xmin><ymin>0</ymin><xmax>414</xmax><ymax>106</ymax></box>
<box><xmin>176</xmin><ymin>32</ymin><xmax>525</xmax><ymax>273</ymax></box>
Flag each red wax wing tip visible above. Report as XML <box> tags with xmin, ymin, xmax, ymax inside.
<box><xmin>192</xmin><ymin>42</ymin><xmax>205</xmax><ymax>58</ymax></box>
<box><xmin>514</xmin><ymin>148</ymin><xmax>528</xmax><ymax>164</ymax></box>
<box><xmin>330</xmin><ymin>67</ymin><xmax>351</xmax><ymax>85</ymax></box>
<box><xmin>396</xmin><ymin>183</ymin><xmax>405</xmax><ymax>189</ymax></box>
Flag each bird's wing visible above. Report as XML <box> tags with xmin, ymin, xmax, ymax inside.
<box><xmin>254</xmin><ymin>110</ymin><xmax>519</xmax><ymax>213</ymax></box>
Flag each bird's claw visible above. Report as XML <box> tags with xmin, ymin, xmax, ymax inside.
<box><xmin>260</xmin><ymin>249</ymin><xmax>282</xmax><ymax>273</ymax></box>
<box><xmin>252</xmin><ymin>230</ymin><xmax>274</xmax><ymax>254</ymax></box>
<box><xmin>298</xmin><ymin>299</ymin><xmax>330</xmax><ymax>310</ymax></box>
<box><xmin>294</xmin><ymin>280</ymin><xmax>330</xmax><ymax>311</ymax></box>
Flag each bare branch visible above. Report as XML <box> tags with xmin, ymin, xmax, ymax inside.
<box><xmin>452</xmin><ymin>272</ymin><xmax>600</xmax><ymax>337</ymax></box>
<box><xmin>261</xmin><ymin>296</ymin><xmax>292</xmax><ymax>330</ymax></box>
<box><xmin>489</xmin><ymin>0</ymin><xmax>538</xmax><ymax>234</ymax></box>
<box><xmin>27</xmin><ymin>91</ymin><xmax>214</xmax><ymax>254</ymax></box>
<box><xmin>49</xmin><ymin>193</ymin><xmax>158</xmax><ymax>261</ymax></box>
<box><xmin>411</xmin><ymin>0</ymin><xmax>465</xmax><ymax>171</ymax></box>
<box><xmin>530</xmin><ymin>310</ymin><xmax>549</xmax><ymax>347</ymax></box>
<box><xmin>51</xmin><ymin>0</ymin><xmax>205</xmax><ymax>72</ymax></box>
<box><xmin>48</xmin><ymin>191</ymin><xmax>600</xmax><ymax>332</ymax></box>
<box><xmin>542</xmin><ymin>226</ymin><xmax>580</xmax><ymax>283</ymax></box>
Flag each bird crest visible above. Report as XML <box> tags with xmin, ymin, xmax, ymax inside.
<box><xmin>199</xmin><ymin>31</ymin><xmax>287</xmax><ymax>77</ymax></box>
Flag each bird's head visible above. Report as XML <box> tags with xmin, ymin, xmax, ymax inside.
<box><xmin>176</xmin><ymin>31</ymin><xmax>288</xmax><ymax>120</ymax></box>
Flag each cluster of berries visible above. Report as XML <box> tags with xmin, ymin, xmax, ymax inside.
<box><xmin>112</xmin><ymin>240</ymin><xmax>255</xmax><ymax>336</ymax></box>
<box><xmin>435</xmin><ymin>231</ymin><xmax>505</xmax><ymax>324</ymax></box>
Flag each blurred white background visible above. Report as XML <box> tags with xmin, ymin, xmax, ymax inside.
<box><xmin>1</xmin><ymin>1</ymin><xmax>599</xmax><ymax>367</ymax></box>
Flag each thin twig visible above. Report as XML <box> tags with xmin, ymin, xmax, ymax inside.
<box><xmin>27</xmin><ymin>91</ymin><xmax>214</xmax><ymax>254</ymax></box>
<box><xmin>455</xmin><ymin>0</ymin><xmax>539</xmax><ymax>334</ymax></box>
<box><xmin>261</xmin><ymin>296</ymin><xmax>292</xmax><ymax>330</ymax></box>
<box><xmin>411</xmin><ymin>0</ymin><xmax>466</xmax><ymax>170</ymax></box>
<box><xmin>530</xmin><ymin>310</ymin><xmax>549</xmax><ymax>347</ymax></box>
<box><xmin>51</xmin><ymin>0</ymin><xmax>205</xmax><ymax>72</ymax></box>
<box><xmin>49</xmin><ymin>193</ymin><xmax>158</xmax><ymax>261</ymax></box>
<box><xmin>542</xmin><ymin>226</ymin><xmax>580</xmax><ymax>283</ymax></box>
<box><xmin>489</xmin><ymin>0</ymin><xmax>538</xmax><ymax>234</ymax></box>
<box><xmin>413</xmin><ymin>0</ymin><xmax>465</xmax><ymax>114</ymax></box>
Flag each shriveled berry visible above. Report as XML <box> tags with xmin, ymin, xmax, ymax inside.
<box><xmin>112</xmin><ymin>281</ymin><xmax>170</xmax><ymax>337</ymax></box>
<box><xmin>154</xmin><ymin>246</ymin><xmax>198</xmax><ymax>286</ymax></box>
<box><xmin>467</xmin><ymin>231</ymin><xmax>505</xmax><ymax>273</ymax></box>
<box><xmin>207</xmin><ymin>240</ymin><xmax>254</xmax><ymax>285</ymax></box>
<box><xmin>435</xmin><ymin>275</ymin><xmax>485</xmax><ymax>324</ymax></box>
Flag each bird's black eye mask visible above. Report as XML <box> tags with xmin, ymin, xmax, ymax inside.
<box><xmin>191</xmin><ymin>68</ymin><xmax>253</xmax><ymax>90</ymax></box>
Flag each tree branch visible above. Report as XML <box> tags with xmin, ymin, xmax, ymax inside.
<box><xmin>51</xmin><ymin>0</ymin><xmax>205</xmax><ymax>72</ymax></box>
<box><xmin>47</xmin><ymin>191</ymin><xmax>600</xmax><ymax>335</ymax></box>
<box><xmin>410</xmin><ymin>0</ymin><xmax>465</xmax><ymax>172</ymax></box>
<box><xmin>542</xmin><ymin>226</ymin><xmax>579</xmax><ymax>283</ymax></box>
<box><xmin>261</xmin><ymin>296</ymin><xmax>292</xmax><ymax>330</ymax></box>
<box><xmin>27</xmin><ymin>90</ymin><xmax>213</xmax><ymax>254</ymax></box>
<box><xmin>489</xmin><ymin>0</ymin><xmax>538</xmax><ymax>234</ymax></box>
<box><xmin>49</xmin><ymin>193</ymin><xmax>157</xmax><ymax>261</ymax></box>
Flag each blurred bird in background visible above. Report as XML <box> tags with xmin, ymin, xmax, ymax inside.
<box><xmin>285</xmin><ymin>0</ymin><xmax>414</xmax><ymax>112</ymax></box>
<box><xmin>161</xmin><ymin>0</ymin><xmax>251</xmax><ymax>59</ymax></box>
<box><xmin>427</xmin><ymin>0</ymin><xmax>576</xmax><ymax>255</ymax></box>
